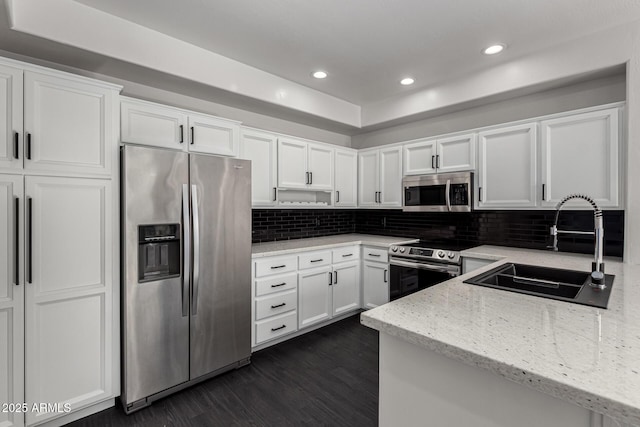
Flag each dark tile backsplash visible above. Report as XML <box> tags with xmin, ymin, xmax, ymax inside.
<box><xmin>252</xmin><ymin>209</ymin><xmax>625</xmax><ymax>258</ymax></box>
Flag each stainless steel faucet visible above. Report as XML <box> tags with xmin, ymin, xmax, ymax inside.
<box><xmin>549</xmin><ymin>193</ymin><xmax>606</xmax><ymax>288</ymax></box>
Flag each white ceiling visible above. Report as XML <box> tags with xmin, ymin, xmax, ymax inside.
<box><xmin>74</xmin><ymin>0</ymin><xmax>640</xmax><ymax>105</ymax></box>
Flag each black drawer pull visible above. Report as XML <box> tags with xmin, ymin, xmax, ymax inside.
<box><xmin>179</xmin><ymin>125</ymin><xmax>184</xmax><ymax>143</ymax></box>
<box><xmin>271</xmin><ymin>325</ymin><xmax>286</xmax><ymax>332</ymax></box>
<box><xmin>14</xmin><ymin>132</ymin><xmax>19</xmax><ymax>159</ymax></box>
<box><xmin>190</xmin><ymin>126</ymin><xmax>195</xmax><ymax>144</ymax></box>
<box><xmin>271</xmin><ymin>303</ymin><xmax>286</xmax><ymax>309</ymax></box>
<box><xmin>310</xmin><ymin>259</ymin><xmax>323</xmax><ymax>263</ymax></box>
<box><xmin>271</xmin><ymin>265</ymin><xmax>286</xmax><ymax>269</ymax></box>
<box><xmin>271</xmin><ymin>282</ymin><xmax>286</xmax><ymax>288</ymax></box>
<box><xmin>368</xmin><ymin>253</ymin><xmax>381</xmax><ymax>257</ymax></box>
<box><xmin>342</xmin><ymin>254</ymin><xmax>353</xmax><ymax>257</ymax></box>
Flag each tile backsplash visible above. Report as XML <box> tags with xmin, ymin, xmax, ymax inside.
<box><xmin>252</xmin><ymin>209</ymin><xmax>624</xmax><ymax>258</ymax></box>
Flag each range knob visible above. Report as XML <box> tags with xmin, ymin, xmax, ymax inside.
<box><xmin>447</xmin><ymin>252</ymin><xmax>455</xmax><ymax>259</ymax></box>
<box><xmin>438</xmin><ymin>250</ymin><xmax>445</xmax><ymax>258</ymax></box>
<box><xmin>399</xmin><ymin>247</ymin><xmax>406</xmax><ymax>253</ymax></box>
<box><xmin>391</xmin><ymin>246</ymin><xmax>398</xmax><ymax>252</ymax></box>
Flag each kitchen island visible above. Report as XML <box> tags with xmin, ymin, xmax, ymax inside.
<box><xmin>361</xmin><ymin>246</ymin><xmax>640</xmax><ymax>427</ymax></box>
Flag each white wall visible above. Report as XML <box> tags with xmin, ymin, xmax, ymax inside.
<box><xmin>625</xmin><ymin>26</ymin><xmax>640</xmax><ymax>265</ymax></box>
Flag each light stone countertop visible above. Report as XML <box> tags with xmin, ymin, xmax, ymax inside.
<box><xmin>251</xmin><ymin>233</ymin><xmax>417</xmax><ymax>257</ymax></box>
<box><xmin>361</xmin><ymin>245</ymin><xmax>640</xmax><ymax>426</ymax></box>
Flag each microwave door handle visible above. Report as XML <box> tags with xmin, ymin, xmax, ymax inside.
<box><xmin>445</xmin><ymin>179</ymin><xmax>451</xmax><ymax>211</ymax></box>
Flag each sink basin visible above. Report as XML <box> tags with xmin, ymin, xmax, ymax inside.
<box><xmin>463</xmin><ymin>263</ymin><xmax>614</xmax><ymax>308</ymax></box>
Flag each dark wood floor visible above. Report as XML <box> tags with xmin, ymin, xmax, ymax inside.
<box><xmin>69</xmin><ymin>314</ymin><xmax>379</xmax><ymax>427</ymax></box>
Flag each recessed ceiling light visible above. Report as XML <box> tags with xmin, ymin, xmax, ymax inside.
<box><xmin>312</xmin><ymin>71</ymin><xmax>327</xmax><ymax>79</ymax></box>
<box><xmin>400</xmin><ymin>77</ymin><xmax>415</xmax><ymax>86</ymax></box>
<box><xmin>483</xmin><ymin>44</ymin><xmax>506</xmax><ymax>55</ymax></box>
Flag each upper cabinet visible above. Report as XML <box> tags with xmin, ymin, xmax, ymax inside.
<box><xmin>121</xmin><ymin>97</ymin><xmax>240</xmax><ymax>157</ymax></box>
<box><xmin>334</xmin><ymin>148</ymin><xmax>357</xmax><ymax>207</ymax></box>
<box><xmin>240</xmin><ymin>128</ymin><xmax>278</xmax><ymax>207</ymax></box>
<box><xmin>540</xmin><ymin>108</ymin><xmax>619</xmax><ymax>208</ymax></box>
<box><xmin>477</xmin><ymin>123</ymin><xmax>538</xmax><ymax>209</ymax></box>
<box><xmin>0</xmin><ymin>65</ymin><xmax>119</xmax><ymax>177</ymax></box>
<box><xmin>403</xmin><ymin>133</ymin><xmax>475</xmax><ymax>175</ymax></box>
<box><xmin>277</xmin><ymin>137</ymin><xmax>333</xmax><ymax>190</ymax></box>
<box><xmin>358</xmin><ymin>146</ymin><xmax>402</xmax><ymax>208</ymax></box>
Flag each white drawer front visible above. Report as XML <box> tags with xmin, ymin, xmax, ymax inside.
<box><xmin>255</xmin><ymin>290</ymin><xmax>297</xmax><ymax>321</ymax></box>
<box><xmin>255</xmin><ymin>255</ymin><xmax>298</xmax><ymax>277</ymax></box>
<box><xmin>363</xmin><ymin>247</ymin><xmax>389</xmax><ymax>263</ymax></box>
<box><xmin>255</xmin><ymin>272</ymin><xmax>297</xmax><ymax>297</ymax></box>
<box><xmin>332</xmin><ymin>246</ymin><xmax>360</xmax><ymax>263</ymax></box>
<box><xmin>255</xmin><ymin>311</ymin><xmax>298</xmax><ymax>344</ymax></box>
<box><xmin>298</xmin><ymin>250</ymin><xmax>332</xmax><ymax>270</ymax></box>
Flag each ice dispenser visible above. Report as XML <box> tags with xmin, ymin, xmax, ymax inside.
<box><xmin>138</xmin><ymin>224</ymin><xmax>181</xmax><ymax>282</ymax></box>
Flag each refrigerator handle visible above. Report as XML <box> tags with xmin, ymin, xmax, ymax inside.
<box><xmin>181</xmin><ymin>184</ymin><xmax>191</xmax><ymax>317</ymax></box>
<box><xmin>191</xmin><ymin>184</ymin><xmax>200</xmax><ymax>315</ymax></box>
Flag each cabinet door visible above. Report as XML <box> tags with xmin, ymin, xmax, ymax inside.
<box><xmin>0</xmin><ymin>64</ymin><xmax>23</xmax><ymax>172</ymax></box>
<box><xmin>332</xmin><ymin>261</ymin><xmax>360</xmax><ymax>316</ymax></box>
<box><xmin>298</xmin><ymin>267</ymin><xmax>332</xmax><ymax>329</ymax></box>
<box><xmin>24</xmin><ymin>72</ymin><xmax>115</xmax><ymax>176</ymax></box>
<box><xmin>358</xmin><ymin>150</ymin><xmax>379</xmax><ymax>207</ymax></box>
<box><xmin>307</xmin><ymin>142</ymin><xmax>333</xmax><ymax>190</ymax></box>
<box><xmin>404</xmin><ymin>139</ymin><xmax>436</xmax><ymax>175</ymax></box>
<box><xmin>334</xmin><ymin>148</ymin><xmax>357</xmax><ymax>207</ymax></box>
<box><xmin>188</xmin><ymin>112</ymin><xmax>240</xmax><ymax>157</ymax></box>
<box><xmin>477</xmin><ymin>123</ymin><xmax>537</xmax><ymax>209</ymax></box>
<box><xmin>278</xmin><ymin>138</ymin><xmax>308</xmax><ymax>189</ymax></box>
<box><xmin>0</xmin><ymin>175</ymin><xmax>24</xmax><ymax>427</ymax></box>
<box><xmin>121</xmin><ymin>99</ymin><xmax>187</xmax><ymax>150</ymax></box>
<box><xmin>437</xmin><ymin>133</ymin><xmax>476</xmax><ymax>173</ymax></box>
<box><xmin>240</xmin><ymin>129</ymin><xmax>277</xmax><ymax>206</ymax></box>
<box><xmin>379</xmin><ymin>146</ymin><xmax>403</xmax><ymax>207</ymax></box>
<box><xmin>540</xmin><ymin>108</ymin><xmax>619</xmax><ymax>208</ymax></box>
<box><xmin>362</xmin><ymin>262</ymin><xmax>389</xmax><ymax>309</ymax></box>
<box><xmin>24</xmin><ymin>176</ymin><xmax>113</xmax><ymax>426</ymax></box>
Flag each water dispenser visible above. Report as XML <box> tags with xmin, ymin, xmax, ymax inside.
<box><xmin>138</xmin><ymin>224</ymin><xmax>181</xmax><ymax>282</ymax></box>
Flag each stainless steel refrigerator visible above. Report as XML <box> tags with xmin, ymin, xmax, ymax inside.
<box><xmin>120</xmin><ymin>145</ymin><xmax>251</xmax><ymax>413</ymax></box>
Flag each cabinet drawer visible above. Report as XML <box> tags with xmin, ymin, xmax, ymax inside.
<box><xmin>255</xmin><ymin>255</ymin><xmax>297</xmax><ymax>277</ymax></box>
<box><xmin>332</xmin><ymin>246</ymin><xmax>360</xmax><ymax>263</ymax></box>
<box><xmin>363</xmin><ymin>247</ymin><xmax>389</xmax><ymax>263</ymax></box>
<box><xmin>298</xmin><ymin>250</ymin><xmax>332</xmax><ymax>270</ymax></box>
<box><xmin>255</xmin><ymin>290</ymin><xmax>297</xmax><ymax>321</ymax></box>
<box><xmin>255</xmin><ymin>311</ymin><xmax>298</xmax><ymax>344</ymax></box>
<box><xmin>255</xmin><ymin>272</ymin><xmax>297</xmax><ymax>296</ymax></box>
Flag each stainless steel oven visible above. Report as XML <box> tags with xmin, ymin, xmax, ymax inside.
<box><xmin>389</xmin><ymin>242</ymin><xmax>462</xmax><ymax>301</ymax></box>
<box><xmin>403</xmin><ymin>171</ymin><xmax>473</xmax><ymax>212</ymax></box>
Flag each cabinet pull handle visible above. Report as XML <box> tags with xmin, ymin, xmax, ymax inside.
<box><xmin>542</xmin><ymin>183</ymin><xmax>546</xmax><ymax>201</ymax></box>
<box><xmin>14</xmin><ymin>197</ymin><xmax>19</xmax><ymax>285</ymax></box>
<box><xmin>309</xmin><ymin>172</ymin><xmax>313</xmax><ymax>185</ymax></box>
<box><xmin>436</xmin><ymin>154</ymin><xmax>440</xmax><ymax>169</ymax></box>
<box><xmin>273</xmin><ymin>187</ymin><xmax>277</xmax><ymax>202</ymax></box>
<box><xmin>368</xmin><ymin>253</ymin><xmax>381</xmax><ymax>257</ymax></box>
<box><xmin>310</xmin><ymin>259</ymin><xmax>323</xmax><ymax>263</ymax></box>
<box><xmin>271</xmin><ymin>282</ymin><xmax>286</xmax><ymax>288</ymax></box>
<box><xmin>271</xmin><ymin>302</ymin><xmax>286</xmax><ymax>309</ymax></box>
<box><xmin>336</xmin><ymin>190</ymin><xmax>340</xmax><ymax>203</ymax></box>
<box><xmin>431</xmin><ymin>155</ymin><xmax>435</xmax><ymax>169</ymax></box>
<box><xmin>305</xmin><ymin>172</ymin><xmax>309</xmax><ymax>185</ymax></box>
<box><xmin>329</xmin><ymin>271</ymin><xmax>333</xmax><ymax>285</ymax></box>
<box><xmin>384</xmin><ymin>269</ymin><xmax>388</xmax><ymax>283</ymax></box>
<box><xmin>179</xmin><ymin>125</ymin><xmax>184</xmax><ymax>143</ymax></box>
<box><xmin>190</xmin><ymin>126</ymin><xmax>195</xmax><ymax>144</ymax></box>
<box><xmin>342</xmin><ymin>253</ymin><xmax>353</xmax><ymax>257</ymax></box>
<box><xmin>26</xmin><ymin>133</ymin><xmax>32</xmax><ymax>160</ymax></box>
<box><xmin>478</xmin><ymin>187</ymin><xmax>483</xmax><ymax>202</ymax></box>
<box><xmin>334</xmin><ymin>270</ymin><xmax>338</xmax><ymax>284</ymax></box>
<box><xmin>271</xmin><ymin>325</ymin><xmax>286</xmax><ymax>332</ymax></box>
<box><xmin>13</xmin><ymin>132</ymin><xmax>19</xmax><ymax>159</ymax></box>
<box><xmin>270</xmin><ymin>265</ymin><xmax>286</xmax><ymax>269</ymax></box>
<box><xmin>27</xmin><ymin>197</ymin><xmax>32</xmax><ymax>284</ymax></box>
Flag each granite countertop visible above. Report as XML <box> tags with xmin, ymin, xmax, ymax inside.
<box><xmin>251</xmin><ymin>234</ymin><xmax>418</xmax><ymax>257</ymax></box>
<box><xmin>361</xmin><ymin>245</ymin><xmax>640</xmax><ymax>425</ymax></box>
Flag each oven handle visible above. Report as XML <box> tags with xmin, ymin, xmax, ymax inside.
<box><xmin>445</xmin><ymin>179</ymin><xmax>451</xmax><ymax>212</ymax></box>
<box><xmin>390</xmin><ymin>258</ymin><xmax>460</xmax><ymax>275</ymax></box>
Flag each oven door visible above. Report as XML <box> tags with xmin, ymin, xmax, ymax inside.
<box><xmin>389</xmin><ymin>258</ymin><xmax>460</xmax><ymax>301</ymax></box>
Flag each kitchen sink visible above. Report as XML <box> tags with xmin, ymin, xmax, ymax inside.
<box><xmin>463</xmin><ymin>263</ymin><xmax>614</xmax><ymax>308</ymax></box>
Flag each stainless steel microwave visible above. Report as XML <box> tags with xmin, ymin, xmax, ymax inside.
<box><xmin>403</xmin><ymin>172</ymin><xmax>473</xmax><ymax>212</ymax></box>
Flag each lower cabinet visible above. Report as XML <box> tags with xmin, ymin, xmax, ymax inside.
<box><xmin>332</xmin><ymin>261</ymin><xmax>360</xmax><ymax>316</ymax></box>
<box><xmin>363</xmin><ymin>261</ymin><xmax>389</xmax><ymax>309</ymax></box>
<box><xmin>298</xmin><ymin>266</ymin><xmax>333</xmax><ymax>328</ymax></box>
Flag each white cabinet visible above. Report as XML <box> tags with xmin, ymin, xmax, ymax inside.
<box><xmin>334</xmin><ymin>148</ymin><xmax>357</xmax><ymax>207</ymax></box>
<box><xmin>363</xmin><ymin>261</ymin><xmax>389</xmax><ymax>310</ymax></box>
<box><xmin>0</xmin><ymin>175</ymin><xmax>24</xmax><ymax>427</ymax></box>
<box><xmin>278</xmin><ymin>137</ymin><xmax>333</xmax><ymax>190</ymax></box>
<box><xmin>332</xmin><ymin>261</ymin><xmax>360</xmax><ymax>315</ymax></box>
<box><xmin>358</xmin><ymin>146</ymin><xmax>402</xmax><ymax>208</ymax></box>
<box><xmin>540</xmin><ymin>108</ymin><xmax>619</xmax><ymax>208</ymax></box>
<box><xmin>24</xmin><ymin>176</ymin><xmax>113</xmax><ymax>426</ymax></box>
<box><xmin>298</xmin><ymin>266</ymin><xmax>333</xmax><ymax>328</ymax></box>
<box><xmin>403</xmin><ymin>133</ymin><xmax>476</xmax><ymax>176</ymax></box>
<box><xmin>0</xmin><ymin>64</ymin><xmax>23</xmax><ymax>172</ymax></box>
<box><xmin>240</xmin><ymin>128</ymin><xmax>278</xmax><ymax>206</ymax></box>
<box><xmin>121</xmin><ymin>97</ymin><xmax>240</xmax><ymax>157</ymax></box>
<box><xmin>477</xmin><ymin>123</ymin><xmax>538</xmax><ymax>209</ymax></box>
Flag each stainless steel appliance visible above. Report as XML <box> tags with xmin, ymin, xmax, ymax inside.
<box><xmin>120</xmin><ymin>145</ymin><xmax>251</xmax><ymax>413</ymax></box>
<box><xmin>389</xmin><ymin>241</ymin><xmax>466</xmax><ymax>300</ymax></box>
<box><xmin>403</xmin><ymin>171</ymin><xmax>473</xmax><ymax>212</ymax></box>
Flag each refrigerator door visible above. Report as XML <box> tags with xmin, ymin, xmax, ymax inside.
<box><xmin>121</xmin><ymin>145</ymin><xmax>190</xmax><ymax>406</ymax></box>
<box><xmin>189</xmin><ymin>155</ymin><xmax>251</xmax><ymax>379</ymax></box>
